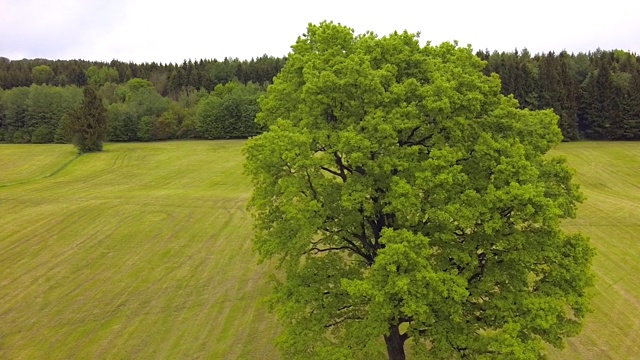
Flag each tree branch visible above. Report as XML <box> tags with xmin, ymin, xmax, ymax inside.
<box><xmin>468</xmin><ymin>251</ymin><xmax>487</xmax><ymax>283</ymax></box>
<box><xmin>399</xmin><ymin>332</ymin><xmax>409</xmax><ymax>342</ymax></box>
<box><xmin>324</xmin><ymin>315</ymin><xmax>362</xmax><ymax>328</ymax></box>
<box><xmin>334</xmin><ymin>152</ymin><xmax>353</xmax><ymax>176</ymax></box>
<box><xmin>354</xmin><ymin>206</ymin><xmax>378</xmax><ymax>253</ymax></box>
<box><xmin>398</xmin><ymin>125</ymin><xmax>422</xmax><ymax>146</ymax></box>
<box><xmin>309</xmin><ymin>245</ymin><xmax>357</xmax><ymax>254</ymax></box>
<box><xmin>367</xmin><ymin>212</ymin><xmax>387</xmax><ymax>248</ymax></box>
<box><xmin>305</xmin><ymin>170</ymin><xmax>319</xmax><ymax>201</ymax></box>
<box><xmin>283</xmin><ymin>161</ymin><xmax>295</xmax><ymax>174</ymax></box>
<box><xmin>455</xmin><ymin>149</ymin><xmax>476</xmax><ymax>165</ymax></box>
<box><xmin>399</xmin><ymin>130</ymin><xmax>434</xmax><ymax>148</ymax></box>
<box><xmin>342</xmin><ymin>235</ymin><xmax>374</xmax><ymax>264</ymax></box>
<box><xmin>320</xmin><ymin>166</ymin><xmax>345</xmax><ymax>181</ymax></box>
<box><xmin>500</xmin><ymin>207</ymin><xmax>514</xmax><ymax>219</ymax></box>
<box><xmin>319</xmin><ymin>152</ymin><xmax>352</xmax><ymax>182</ymax></box>
<box><xmin>320</xmin><ymin>214</ymin><xmax>375</xmax><ymax>264</ymax></box>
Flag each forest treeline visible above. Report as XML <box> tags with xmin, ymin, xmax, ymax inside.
<box><xmin>0</xmin><ymin>55</ymin><xmax>277</xmax><ymax>143</ymax></box>
<box><xmin>0</xmin><ymin>55</ymin><xmax>284</xmax><ymax>96</ymax></box>
<box><xmin>0</xmin><ymin>48</ymin><xmax>639</xmax><ymax>143</ymax></box>
<box><xmin>477</xmin><ymin>49</ymin><xmax>640</xmax><ymax>140</ymax></box>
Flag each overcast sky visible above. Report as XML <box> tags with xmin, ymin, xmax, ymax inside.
<box><xmin>1</xmin><ymin>0</ymin><xmax>639</xmax><ymax>63</ymax></box>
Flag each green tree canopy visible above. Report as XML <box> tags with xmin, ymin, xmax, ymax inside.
<box><xmin>106</xmin><ymin>103</ymin><xmax>138</xmax><ymax>141</ymax></box>
<box><xmin>1</xmin><ymin>86</ymin><xmax>31</xmax><ymax>142</ymax></box>
<box><xmin>31</xmin><ymin>65</ymin><xmax>54</xmax><ymax>85</ymax></box>
<box><xmin>121</xmin><ymin>78</ymin><xmax>169</xmax><ymax>118</ymax></box>
<box><xmin>69</xmin><ymin>85</ymin><xmax>108</xmax><ymax>152</ymax></box>
<box><xmin>105</xmin><ymin>78</ymin><xmax>170</xmax><ymax>141</ymax></box>
<box><xmin>26</xmin><ymin>85</ymin><xmax>82</xmax><ymax>143</ymax></box>
<box><xmin>86</xmin><ymin>66</ymin><xmax>119</xmax><ymax>87</ymax></box>
<box><xmin>579</xmin><ymin>57</ymin><xmax>620</xmax><ymax>140</ymax></box>
<box><xmin>196</xmin><ymin>81</ymin><xmax>262</xmax><ymax>139</ymax></box>
<box><xmin>244</xmin><ymin>22</ymin><xmax>593</xmax><ymax>360</ymax></box>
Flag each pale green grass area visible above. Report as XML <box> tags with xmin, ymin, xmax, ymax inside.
<box><xmin>549</xmin><ymin>142</ymin><xmax>640</xmax><ymax>360</ymax></box>
<box><xmin>0</xmin><ymin>144</ymin><xmax>78</xmax><ymax>186</ymax></box>
<box><xmin>1</xmin><ymin>141</ymin><xmax>639</xmax><ymax>359</ymax></box>
<box><xmin>0</xmin><ymin>141</ymin><xmax>278</xmax><ymax>359</ymax></box>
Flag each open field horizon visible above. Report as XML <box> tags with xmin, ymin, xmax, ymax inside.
<box><xmin>1</xmin><ymin>140</ymin><xmax>639</xmax><ymax>359</ymax></box>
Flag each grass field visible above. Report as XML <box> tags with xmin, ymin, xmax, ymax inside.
<box><xmin>0</xmin><ymin>144</ymin><xmax>77</xmax><ymax>186</ymax></box>
<box><xmin>0</xmin><ymin>141</ymin><xmax>278</xmax><ymax>359</ymax></box>
<box><xmin>0</xmin><ymin>140</ymin><xmax>639</xmax><ymax>359</ymax></box>
<box><xmin>548</xmin><ymin>142</ymin><xmax>640</xmax><ymax>359</ymax></box>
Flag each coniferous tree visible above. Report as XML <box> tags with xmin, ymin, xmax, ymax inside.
<box><xmin>558</xmin><ymin>52</ymin><xmax>580</xmax><ymax>140</ymax></box>
<box><xmin>537</xmin><ymin>53</ymin><xmax>561</xmax><ymax>110</ymax></box>
<box><xmin>2</xmin><ymin>87</ymin><xmax>31</xmax><ymax>142</ymax></box>
<box><xmin>538</xmin><ymin>52</ymin><xmax>579</xmax><ymax>140</ymax></box>
<box><xmin>569</xmin><ymin>53</ymin><xmax>591</xmax><ymax>85</ymax></box>
<box><xmin>579</xmin><ymin>55</ymin><xmax>617</xmax><ymax>139</ymax></box>
<box><xmin>2</xmin><ymin>50</ymin><xmax>639</xmax><ymax>142</ymax></box>
<box><xmin>517</xmin><ymin>49</ymin><xmax>539</xmax><ymax>110</ymax></box>
<box><xmin>69</xmin><ymin>85</ymin><xmax>108</xmax><ymax>152</ymax></box>
<box><xmin>627</xmin><ymin>64</ymin><xmax>640</xmax><ymax>138</ymax></box>
<box><xmin>54</xmin><ymin>113</ymin><xmax>72</xmax><ymax>143</ymax></box>
<box><xmin>500</xmin><ymin>52</ymin><xmax>518</xmax><ymax>98</ymax></box>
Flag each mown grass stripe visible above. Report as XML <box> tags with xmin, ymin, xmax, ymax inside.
<box><xmin>0</xmin><ymin>140</ymin><xmax>638</xmax><ymax>359</ymax></box>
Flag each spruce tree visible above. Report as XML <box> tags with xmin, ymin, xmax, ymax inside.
<box><xmin>518</xmin><ymin>50</ymin><xmax>539</xmax><ymax>110</ymax></box>
<box><xmin>69</xmin><ymin>85</ymin><xmax>108</xmax><ymax>153</ymax></box>
<box><xmin>558</xmin><ymin>52</ymin><xmax>580</xmax><ymax>140</ymax></box>
<box><xmin>538</xmin><ymin>52</ymin><xmax>579</xmax><ymax>140</ymax></box>
<box><xmin>579</xmin><ymin>55</ymin><xmax>617</xmax><ymax>139</ymax></box>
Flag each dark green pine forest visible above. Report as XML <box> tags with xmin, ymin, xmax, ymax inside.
<box><xmin>0</xmin><ymin>48</ymin><xmax>638</xmax><ymax>143</ymax></box>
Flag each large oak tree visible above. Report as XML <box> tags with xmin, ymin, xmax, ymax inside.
<box><xmin>244</xmin><ymin>22</ymin><xmax>593</xmax><ymax>360</ymax></box>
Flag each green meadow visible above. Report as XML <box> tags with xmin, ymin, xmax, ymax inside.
<box><xmin>548</xmin><ymin>142</ymin><xmax>640</xmax><ymax>359</ymax></box>
<box><xmin>0</xmin><ymin>141</ymin><xmax>639</xmax><ymax>359</ymax></box>
<box><xmin>0</xmin><ymin>141</ymin><xmax>278</xmax><ymax>359</ymax></box>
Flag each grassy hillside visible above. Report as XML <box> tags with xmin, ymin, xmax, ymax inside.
<box><xmin>548</xmin><ymin>142</ymin><xmax>640</xmax><ymax>359</ymax></box>
<box><xmin>0</xmin><ymin>141</ymin><xmax>278</xmax><ymax>359</ymax></box>
<box><xmin>0</xmin><ymin>144</ymin><xmax>77</xmax><ymax>186</ymax></box>
<box><xmin>0</xmin><ymin>141</ymin><xmax>639</xmax><ymax>359</ymax></box>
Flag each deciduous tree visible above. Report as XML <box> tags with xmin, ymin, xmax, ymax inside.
<box><xmin>31</xmin><ymin>65</ymin><xmax>54</xmax><ymax>85</ymax></box>
<box><xmin>244</xmin><ymin>22</ymin><xmax>593</xmax><ymax>360</ymax></box>
<box><xmin>196</xmin><ymin>82</ymin><xmax>262</xmax><ymax>139</ymax></box>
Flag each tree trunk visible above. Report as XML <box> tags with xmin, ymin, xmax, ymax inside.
<box><xmin>384</xmin><ymin>324</ymin><xmax>406</xmax><ymax>360</ymax></box>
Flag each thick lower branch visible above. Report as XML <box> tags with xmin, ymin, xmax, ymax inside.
<box><xmin>342</xmin><ymin>236</ymin><xmax>374</xmax><ymax>264</ymax></box>
<box><xmin>333</xmin><ymin>152</ymin><xmax>353</xmax><ymax>176</ymax></box>
<box><xmin>309</xmin><ymin>245</ymin><xmax>358</xmax><ymax>254</ymax></box>
<box><xmin>320</xmin><ymin>166</ymin><xmax>345</xmax><ymax>181</ymax></box>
